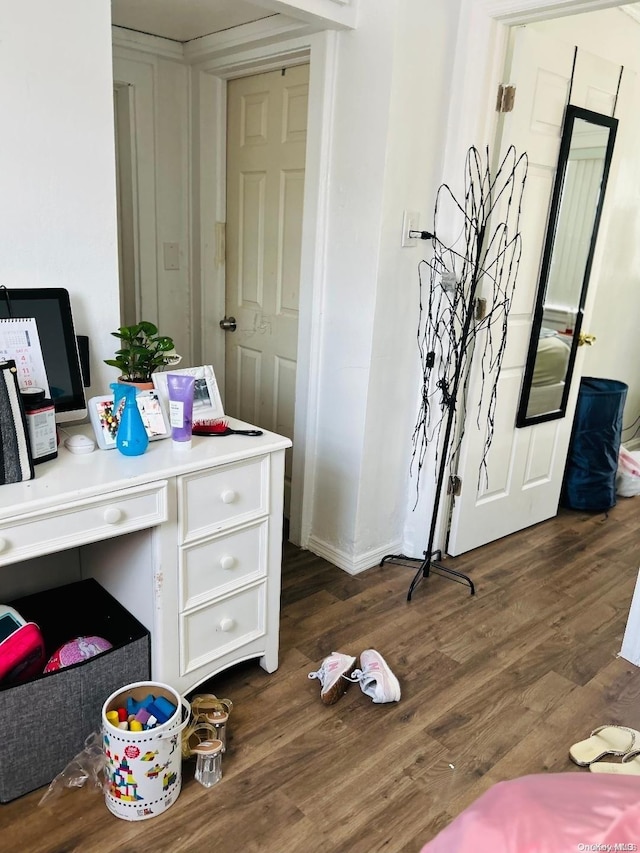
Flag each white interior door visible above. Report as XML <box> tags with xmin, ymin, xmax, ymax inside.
<box><xmin>224</xmin><ymin>64</ymin><xmax>309</xmax><ymax>515</ymax></box>
<box><xmin>447</xmin><ymin>27</ymin><xmax>621</xmax><ymax>556</ymax></box>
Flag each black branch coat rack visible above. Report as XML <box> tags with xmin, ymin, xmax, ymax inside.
<box><xmin>382</xmin><ymin>145</ymin><xmax>528</xmax><ymax>601</ymax></box>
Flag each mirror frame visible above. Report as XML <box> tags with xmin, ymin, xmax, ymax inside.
<box><xmin>516</xmin><ymin>105</ymin><xmax>618</xmax><ymax>428</ymax></box>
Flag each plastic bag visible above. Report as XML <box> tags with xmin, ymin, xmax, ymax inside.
<box><xmin>616</xmin><ymin>445</ymin><xmax>640</xmax><ymax>497</ymax></box>
<box><xmin>38</xmin><ymin>731</ymin><xmax>106</xmax><ymax>807</ymax></box>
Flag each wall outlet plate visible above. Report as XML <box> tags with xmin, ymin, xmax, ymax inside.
<box><xmin>163</xmin><ymin>242</ymin><xmax>180</xmax><ymax>270</ymax></box>
<box><xmin>401</xmin><ymin>210</ymin><xmax>420</xmax><ymax>247</ymax></box>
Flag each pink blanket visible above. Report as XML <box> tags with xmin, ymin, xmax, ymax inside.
<box><xmin>421</xmin><ymin>772</ymin><xmax>640</xmax><ymax>852</ymax></box>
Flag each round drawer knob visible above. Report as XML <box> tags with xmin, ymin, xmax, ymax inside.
<box><xmin>0</xmin><ymin>537</ymin><xmax>8</xmax><ymax>553</ymax></box>
<box><xmin>104</xmin><ymin>507</ymin><xmax>123</xmax><ymax>525</ymax></box>
<box><xmin>219</xmin><ymin>618</ymin><xmax>235</xmax><ymax>633</ymax></box>
<box><xmin>220</xmin><ymin>489</ymin><xmax>237</xmax><ymax>505</ymax></box>
<box><xmin>220</xmin><ymin>554</ymin><xmax>236</xmax><ymax>570</ymax></box>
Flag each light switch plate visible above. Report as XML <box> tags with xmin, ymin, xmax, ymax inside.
<box><xmin>163</xmin><ymin>242</ymin><xmax>180</xmax><ymax>271</ymax></box>
<box><xmin>401</xmin><ymin>211</ymin><xmax>420</xmax><ymax>247</ymax></box>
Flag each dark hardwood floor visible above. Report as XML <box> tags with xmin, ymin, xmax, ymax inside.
<box><xmin>2</xmin><ymin>498</ymin><xmax>640</xmax><ymax>852</ymax></box>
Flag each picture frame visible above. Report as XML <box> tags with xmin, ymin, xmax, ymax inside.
<box><xmin>152</xmin><ymin>365</ymin><xmax>224</xmax><ymax>423</ymax></box>
<box><xmin>88</xmin><ymin>389</ymin><xmax>171</xmax><ymax>450</ymax></box>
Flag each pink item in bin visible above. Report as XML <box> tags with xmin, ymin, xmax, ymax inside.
<box><xmin>44</xmin><ymin>635</ymin><xmax>112</xmax><ymax>673</ymax></box>
<box><xmin>0</xmin><ymin>623</ymin><xmax>46</xmax><ymax>684</ymax></box>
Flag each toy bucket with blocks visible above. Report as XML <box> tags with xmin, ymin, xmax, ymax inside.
<box><xmin>102</xmin><ymin>681</ymin><xmax>190</xmax><ymax>821</ymax></box>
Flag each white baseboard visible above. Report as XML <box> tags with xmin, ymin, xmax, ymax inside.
<box><xmin>306</xmin><ymin>536</ymin><xmax>403</xmax><ymax>576</ymax></box>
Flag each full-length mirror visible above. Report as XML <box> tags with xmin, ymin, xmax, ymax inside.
<box><xmin>516</xmin><ymin>105</ymin><xmax>618</xmax><ymax>427</ymax></box>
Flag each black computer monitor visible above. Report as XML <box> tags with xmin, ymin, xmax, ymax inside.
<box><xmin>0</xmin><ymin>287</ymin><xmax>87</xmax><ymax>423</ymax></box>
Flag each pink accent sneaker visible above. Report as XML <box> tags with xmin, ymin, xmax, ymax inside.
<box><xmin>350</xmin><ymin>650</ymin><xmax>400</xmax><ymax>703</ymax></box>
<box><xmin>307</xmin><ymin>651</ymin><xmax>357</xmax><ymax>705</ymax></box>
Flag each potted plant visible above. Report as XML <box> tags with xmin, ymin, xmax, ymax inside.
<box><xmin>104</xmin><ymin>321</ymin><xmax>180</xmax><ymax>387</ymax></box>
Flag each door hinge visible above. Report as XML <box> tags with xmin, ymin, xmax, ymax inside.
<box><xmin>448</xmin><ymin>475</ymin><xmax>462</xmax><ymax>497</ymax></box>
<box><xmin>475</xmin><ymin>297</ymin><xmax>487</xmax><ymax>321</ymax></box>
<box><xmin>496</xmin><ymin>84</ymin><xmax>516</xmax><ymax>113</ymax></box>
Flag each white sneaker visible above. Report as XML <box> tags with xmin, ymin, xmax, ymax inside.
<box><xmin>350</xmin><ymin>650</ymin><xmax>401</xmax><ymax>703</ymax></box>
<box><xmin>307</xmin><ymin>651</ymin><xmax>357</xmax><ymax>705</ymax></box>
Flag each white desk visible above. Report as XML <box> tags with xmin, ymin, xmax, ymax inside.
<box><xmin>0</xmin><ymin>420</ymin><xmax>291</xmax><ymax>695</ymax></box>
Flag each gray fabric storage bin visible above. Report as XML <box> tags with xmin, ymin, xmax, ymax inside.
<box><xmin>0</xmin><ymin>578</ymin><xmax>150</xmax><ymax>802</ymax></box>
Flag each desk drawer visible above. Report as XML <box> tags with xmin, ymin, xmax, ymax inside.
<box><xmin>0</xmin><ymin>482</ymin><xmax>168</xmax><ymax>564</ymax></box>
<box><xmin>179</xmin><ymin>456</ymin><xmax>269</xmax><ymax>543</ymax></box>
<box><xmin>180</xmin><ymin>582</ymin><xmax>265</xmax><ymax>675</ymax></box>
<box><xmin>180</xmin><ymin>520</ymin><xmax>267</xmax><ymax>610</ymax></box>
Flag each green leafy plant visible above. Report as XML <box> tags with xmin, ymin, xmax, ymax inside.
<box><xmin>104</xmin><ymin>321</ymin><xmax>178</xmax><ymax>382</ymax></box>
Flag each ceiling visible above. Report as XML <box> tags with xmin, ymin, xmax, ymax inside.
<box><xmin>110</xmin><ymin>0</ymin><xmax>278</xmax><ymax>43</ymax></box>
<box><xmin>112</xmin><ymin>1</ymin><xmax>640</xmax><ymax>44</ymax></box>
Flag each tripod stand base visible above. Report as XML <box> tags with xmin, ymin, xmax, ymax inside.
<box><xmin>380</xmin><ymin>551</ymin><xmax>475</xmax><ymax>601</ymax></box>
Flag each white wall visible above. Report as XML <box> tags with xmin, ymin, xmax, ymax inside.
<box><xmin>531</xmin><ymin>9</ymin><xmax>640</xmax><ymax>437</ymax></box>
<box><xmin>361</xmin><ymin>0</ymin><xmax>461</xmax><ymax>560</ymax></box>
<box><xmin>306</xmin><ymin>5</ymin><xmax>395</xmax><ymax>564</ymax></box>
<box><xmin>112</xmin><ymin>39</ymin><xmax>193</xmax><ymax>369</ymax></box>
<box><xmin>306</xmin><ymin>0</ymin><xmax>462</xmax><ymax>569</ymax></box>
<box><xmin>0</xmin><ymin>0</ymin><xmax>120</xmax><ymax>398</ymax></box>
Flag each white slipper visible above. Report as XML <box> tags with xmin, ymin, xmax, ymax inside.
<box><xmin>590</xmin><ymin>748</ymin><xmax>640</xmax><ymax>775</ymax></box>
<box><xmin>569</xmin><ymin>725</ymin><xmax>640</xmax><ymax>766</ymax></box>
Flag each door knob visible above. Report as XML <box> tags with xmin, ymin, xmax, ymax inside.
<box><xmin>219</xmin><ymin>316</ymin><xmax>237</xmax><ymax>332</ymax></box>
<box><xmin>578</xmin><ymin>332</ymin><xmax>596</xmax><ymax>347</ymax></box>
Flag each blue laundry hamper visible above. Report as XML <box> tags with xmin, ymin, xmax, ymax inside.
<box><xmin>561</xmin><ymin>377</ymin><xmax>628</xmax><ymax>512</ymax></box>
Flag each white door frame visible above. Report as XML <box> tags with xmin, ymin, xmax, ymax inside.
<box><xmin>192</xmin><ymin>27</ymin><xmax>336</xmax><ymax>547</ymax></box>
<box><xmin>444</xmin><ymin>0</ymin><xmax>628</xmax><ymax>212</ymax></box>
<box><xmin>430</xmin><ymin>0</ymin><xmax>629</xmax><ymax>554</ymax></box>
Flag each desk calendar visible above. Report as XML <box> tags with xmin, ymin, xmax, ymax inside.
<box><xmin>0</xmin><ymin>318</ymin><xmax>50</xmax><ymax>396</ymax></box>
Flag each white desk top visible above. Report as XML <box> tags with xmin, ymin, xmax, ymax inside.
<box><xmin>0</xmin><ymin>419</ymin><xmax>291</xmax><ymax>522</ymax></box>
